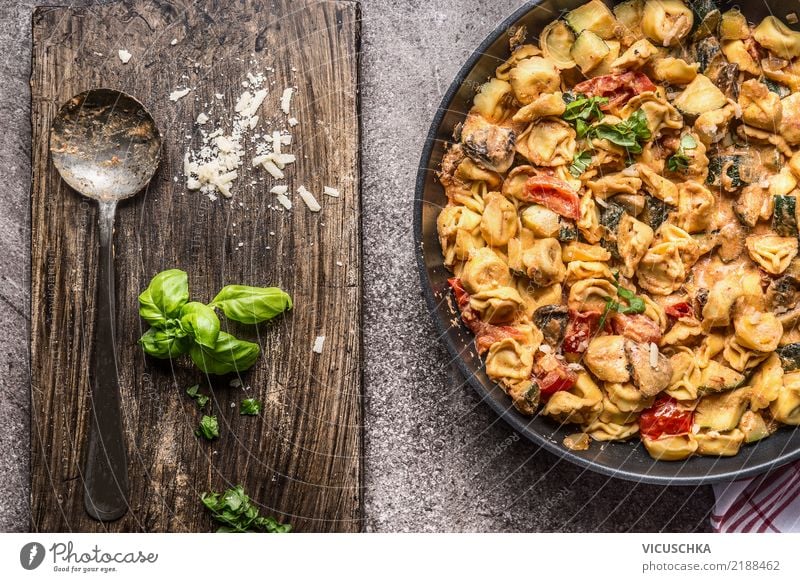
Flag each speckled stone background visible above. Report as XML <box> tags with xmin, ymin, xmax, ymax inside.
<box><xmin>0</xmin><ymin>0</ymin><xmax>714</xmax><ymax>532</ymax></box>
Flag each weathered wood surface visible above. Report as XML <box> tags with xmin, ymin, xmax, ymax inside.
<box><xmin>30</xmin><ymin>0</ymin><xmax>361</xmax><ymax>532</ymax></box>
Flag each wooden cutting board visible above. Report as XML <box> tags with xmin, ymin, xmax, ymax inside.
<box><xmin>30</xmin><ymin>0</ymin><xmax>361</xmax><ymax>532</ymax></box>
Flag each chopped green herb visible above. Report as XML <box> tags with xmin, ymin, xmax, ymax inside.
<box><xmin>667</xmin><ymin>134</ymin><xmax>697</xmax><ymax>173</ymax></box>
<box><xmin>589</xmin><ymin>109</ymin><xmax>652</xmax><ymax>155</ymax></box>
<box><xmin>201</xmin><ymin>485</ymin><xmax>291</xmax><ymax>533</ymax></box>
<box><xmin>600</xmin><ymin>276</ymin><xmax>646</xmax><ymax>326</ymax></box>
<box><xmin>562</xmin><ymin>93</ymin><xmax>608</xmax><ymax>138</ymax></box>
<box><xmin>195</xmin><ymin>415</ymin><xmax>219</xmax><ymax>440</ymax></box>
<box><xmin>569</xmin><ymin>151</ymin><xmax>592</xmax><ymax>177</ymax></box>
<box><xmin>240</xmin><ymin>398</ymin><xmax>262</xmax><ymax>416</ymax></box>
<box><xmin>186</xmin><ymin>384</ymin><xmax>210</xmax><ymax>409</ymax></box>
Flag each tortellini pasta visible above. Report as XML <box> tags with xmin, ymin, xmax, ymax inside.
<box><xmin>746</xmin><ymin>235</ymin><xmax>798</xmax><ymax>275</ymax></box>
<box><xmin>641</xmin><ymin>0</ymin><xmax>693</xmax><ymax>47</ymax></box>
<box><xmin>516</xmin><ymin>118</ymin><xmax>576</xmax><ymax>166</ymax></box>
<box><xmin>436</xmin><ymin>1</ymin><xmax>800</xmax><ymax>461</ymax></box>
<box><xmin>480</xmin><ymin>192</ymin><xmax>517</xmax><ymax>246</ymax></box>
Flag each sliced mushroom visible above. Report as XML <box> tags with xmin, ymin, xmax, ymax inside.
<box><xmin>624</xmin><ymin>340</ymin><xmax>672</xmax><ymax>398</ymax></box>
<box><xmin>460</xmin><ymin>112</ymin><xmax>516</xmax><ymax>173</ymax></box>
<box><xmin>766</xmin><ymin>270</ymin><xmax>800</xmax><ymax>314</ymax></box>
<box><xmin>533</xmin><ymin>305</ymin><xmax>569</xmax><ymax>346</ymax></box>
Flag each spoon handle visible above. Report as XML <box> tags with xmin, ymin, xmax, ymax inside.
<box><xmin>84</xmin><ymin>200</ymin><xmax>129</xmax><ymax>521</ymax></box>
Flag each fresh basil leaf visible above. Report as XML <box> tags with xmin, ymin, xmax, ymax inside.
<box><xmin>240</xmin><ymin>398</ymin><xmax>261</xmax><ymax>416</ymax></box>
<box><xmin>590</xmin><ymin>109</ymin><xmax>651</xmax><ymax>155</ymax></box>
<box><xmin>201</xmin><ymin>485</ymin><xmax>291</xmax><ymax>533</ymax></box>
<box><xmin>668</xmin><ymin>134</ymin><xmax>697</xmax><ymax>173</ymax></box>
<box><xmin>189</xmin><ymin>331</ymin><xmax>260</xmax><ymax>375</ymax></box>
<box><xmin>195</xmin><ymin>415</ymin><xmax>219</xmax><ymax>440</ymax></box>
<box><xmin>186</xmin><ymin>384</ymin><xmax>210</xmax><ymax>409</ymax></box>
<box><xmin>139</xmin><ymin>327</ymin><xmax>192</xmax><ymax>359</ymax></box>
<box><xmin>138</xmin><ymin>269</ymin><xmax>189</xmax><ymax>327</ymax></box>
<box><xmin>210</xmin><ymin>285</ymin><xmax>292</xmax><ymax>324</ymax></box>
<box><xmin>180</xmin><ymin>302</ymin><xmax>221</xmax><ymax>348</ymax></box>
<box><xmin>569</xmin><ymin>151</ymin><xmax>592</xmax><ymax>177</ymax></box>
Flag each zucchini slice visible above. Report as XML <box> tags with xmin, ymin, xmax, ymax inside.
<box><xmin>570</xmin><ymin>31</ymin><xmax>610</xmax><ymax>74</ymax></box>
<box><xmin>739</xmin><ymin>411</ymin><xmax>772</xmax><ymax>443</ymax></box>
<box><xmin>719</xmin><ymin>8</ymin><xmax>750</xmax><ymax>41</ymax></box>
<box><xmin>674</xmin><ymin>74</ymin><xmax>728</xmax><ymax>116</ymax></box>
<box><xmin>540</xmin><ymin>20</ymin><xmax>576</xmax><ymax>70</ymax></box>
<box><xmin>599</xmin><ymin>202</ymin><xmax>626</xmax><ymax>258</ymax></box>
<box><xmin>693</xmin><ymin>36</ymin><xmax>722</xmax><ymax>74</ymax></box>
<box><xmin>698</xmin><ymin>360</ymin><xmax>746</xmax><ymax>392</ymax></box>
<box><xmin>695</xmin><ymin>387</ymin><xmax>750</xmax><ymax>431</ymax></box>
<box><xmin>765</xmin><ymin>78</ymin><xmax>791</xmax><ymax>98</ymax></box>
<box><xmin>777</xmin><ymin>343</ymin><xmax>800</xmax><ymax>371</ymax></box>
<box><xmin>773</xmin><ymin>195</ymin><xmax>799</xmax><ymax>237</ymax></box>
<box><xmin>641</xmin><ymin>196</ymin><xmax>671</xmax><ymax>230</ymax></box>
<box><xmin>565</xmin><ymin>0</ymin><xmax>618</xmax><ymax>40</ymax></box>
<box><xmin>688</xmin><ymin>0</ymin><xmax>720</xmax><ymax>41</ymax></box>
<box><xmin>558</xmin><ymin>219</ymin><xmax>579</xmax><ymax>242</ymax></box>
<box><xmin>707</xmin><ymin>154</ymin><xmax>747</xmax><ymax>190</ymax></box>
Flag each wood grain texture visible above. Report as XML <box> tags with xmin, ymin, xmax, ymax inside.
<box><xmin>30</xmin><ymin>0</ymin><xmax>361</xmax><ymax>532</ymax></box>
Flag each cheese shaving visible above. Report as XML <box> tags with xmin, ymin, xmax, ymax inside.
<box><xmin>118</xmin><ymin>49</ymin><xmax>132</xmax><ymax>64</ymax></box>
<box><xmin>298</xmin><ymin>186</ymin><xmax>321</xmax><ymax>212</ymax></box>
<box><xmin>196</xmin><ymin>113</ymin><xmax>209</xmax><ymax>125</ymax></box>
<box><xmin>169</xmin><ymin>87</ymin><xmax>191</xmax><ymax>102</ymax></box>
<box><xmin>323</xmin><ymin>186</ymin><xmax>340</xmax><ymax>198</ymax></box>
<box><xmin>275</xmin><ymin>193</ymin><xmax>292</xmax><ymax>210</ymax></box>
<box><xmin>312</xmin><ymin>336</ymin><xmax>326</xmax><ymax>354</ymax></box>
<box><xmin>270</xmin><ymin>185</ymin><xmax>288</xmax><ymax>195</ymax></box>
<box><xmin>280</xmin><ymin>87</ymin><xmax>294</xmax><ymax>114</ymax></box>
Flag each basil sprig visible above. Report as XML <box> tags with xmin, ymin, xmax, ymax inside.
<box><xmin>569</xmin><ymin>151</ymin><xmax>592</xmax><ymax>177</ymax></box>
<box><xmin>598</xmin><ymin>276</ymin><xmax>646</xmax><ymax>328</ymax></box>
<box><xmin>562</xmin><ymin>93</ymin><xmax>608</xmax><ymax>138</ymax></box>
<box><xmin>137</xmin><ymin>269</ymin><xmax>291</xmax><ymax>375</ymax></box>
<box><xmin>210</xmin><ymin>285</ymin><xmax>293</xmax><ymax>325</ymax></box>
<box><xmin>589</xmin><ymin>109</ymin><xmax>652</xmax><ymax>155</ymax></box>
<box><xmin>201</xmin><ymin>485</ymin><xmax>291</xmax><ymax>533</ymax></box>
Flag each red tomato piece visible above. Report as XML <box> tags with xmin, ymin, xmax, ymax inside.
<box><xmin>664</xmin><ymin>301</ymin><xmax>694</xmax><ymax>320</ymax></box>
<box><xmin>474</xmin><ymin>323</ymin><xmax>530</xmax><ymax>355</ymax></box>
<box><xmin>611</xmin><ymin>313</ymin><xmax>662</xmax><ymax>343</ymax></box>
<box><xmin>573</xmin><ymin>71</ymin><xmax>656</xmax><ymax>110</ymax></box>
<box><xmin>562</xmin><ymin>310</ymin><xmax>603</xmax><ymax>355</ymax></box>
<box><xmin>447</xmin><ymin>277</ymin><xmax>470</xmax><ymax>310</ymax></box>
<box><xmin>522</xmin><ymin>176</ymin><xmax>580</xmax><ymax>219</ymax></box>
<box><xmin>639</xmin><ymin>395</ymin><xmax>694</xmax><ymax>440</ymax></box>
<box><xmin>537</xmin><ymin>366</ymin><xmax>578</xmax><ymax>397</ymax></box>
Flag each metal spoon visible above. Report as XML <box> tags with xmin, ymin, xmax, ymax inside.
<box><xmin>50</xmin><ymin>89</ymin><xmax>161</xmax><ymax>521</ymax></box>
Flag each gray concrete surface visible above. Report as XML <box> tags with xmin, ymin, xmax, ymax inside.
<box><xmin>0</xmin><ymin>0</ymin><xmax>714</xmax><ymax>532</ymax></box>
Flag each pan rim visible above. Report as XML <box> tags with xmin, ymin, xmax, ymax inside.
<box><xmin>412</xmin><ymin>0</ymin><xmax>800</xmax><ymax>486</ymax></box>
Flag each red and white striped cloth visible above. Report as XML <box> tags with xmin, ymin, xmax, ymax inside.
<box><xmin>711</xmin><ymin>460</ymin><xmax>800</xmax><ymax>532</ymax></box>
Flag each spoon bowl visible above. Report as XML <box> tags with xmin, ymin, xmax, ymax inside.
<box><xmin>49</xmin><ymin>89</ymin><xmax>161</xmax><ymax>521</ymax></box>
<box><xmin>50</xmin><ymin>89</ymin><xmax>161</xmax><ymax>202</ymax></box>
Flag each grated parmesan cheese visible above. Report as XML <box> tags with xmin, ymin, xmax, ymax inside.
<box><xmin>118</xmin><ymin>49</ymin><xmax>132</xmax><ymax>64</ymax></box>
<box><xmin>275</xmin><ymin>193</ymin><xmax>292</xmax><ymax>210</ymax></box>
<box><xmin>196</xmin><ymin>112</ymin><xmax>209</xmax><ymax>125</ymax></box>
<box><xmin>649</xmin><ymin>342</ymin><xmax>659</xmax><ymax>369</ymax></box>
<box><xmin>270</xmin><ymin>185</ymin><xmax>288</xmax><ymax>195</ymax></box>
<box><xmin>170</xmin><ymin>38</ymin><xmax>178</xmax><ymax>46</ymax></box>
<box><xmin>297</xmin><ymin>186</ymin><xmax>321</xmax><ymax>212</ymax></box>
<box><xmin>312</xmin><ymin>336</ymin><xmax>326</xmax><ymax>354</ymax></box>
<box><xmin>169</xmin><ymin>87</ymin><xmax>191</xmax><ymax>101</ymax></box>
<box><xmin>280</xmin><ymin>87</ymin><xmax>294</xmax><ymax>114</ymax></box>
<box><xmin>288</xmin><ymin>117</ymin><xmax>299</xmax><ymax>127</ymax></box>
<box><xmin>323</xmin><ymin>186</ymin><xmax>340</xmax><ymax>198</ymax></box>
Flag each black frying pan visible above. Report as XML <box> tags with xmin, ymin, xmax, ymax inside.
<box><xmin>414</xmin><ymin>0</ymin><xmax>800</xmax><ymax>484</ymax></box>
